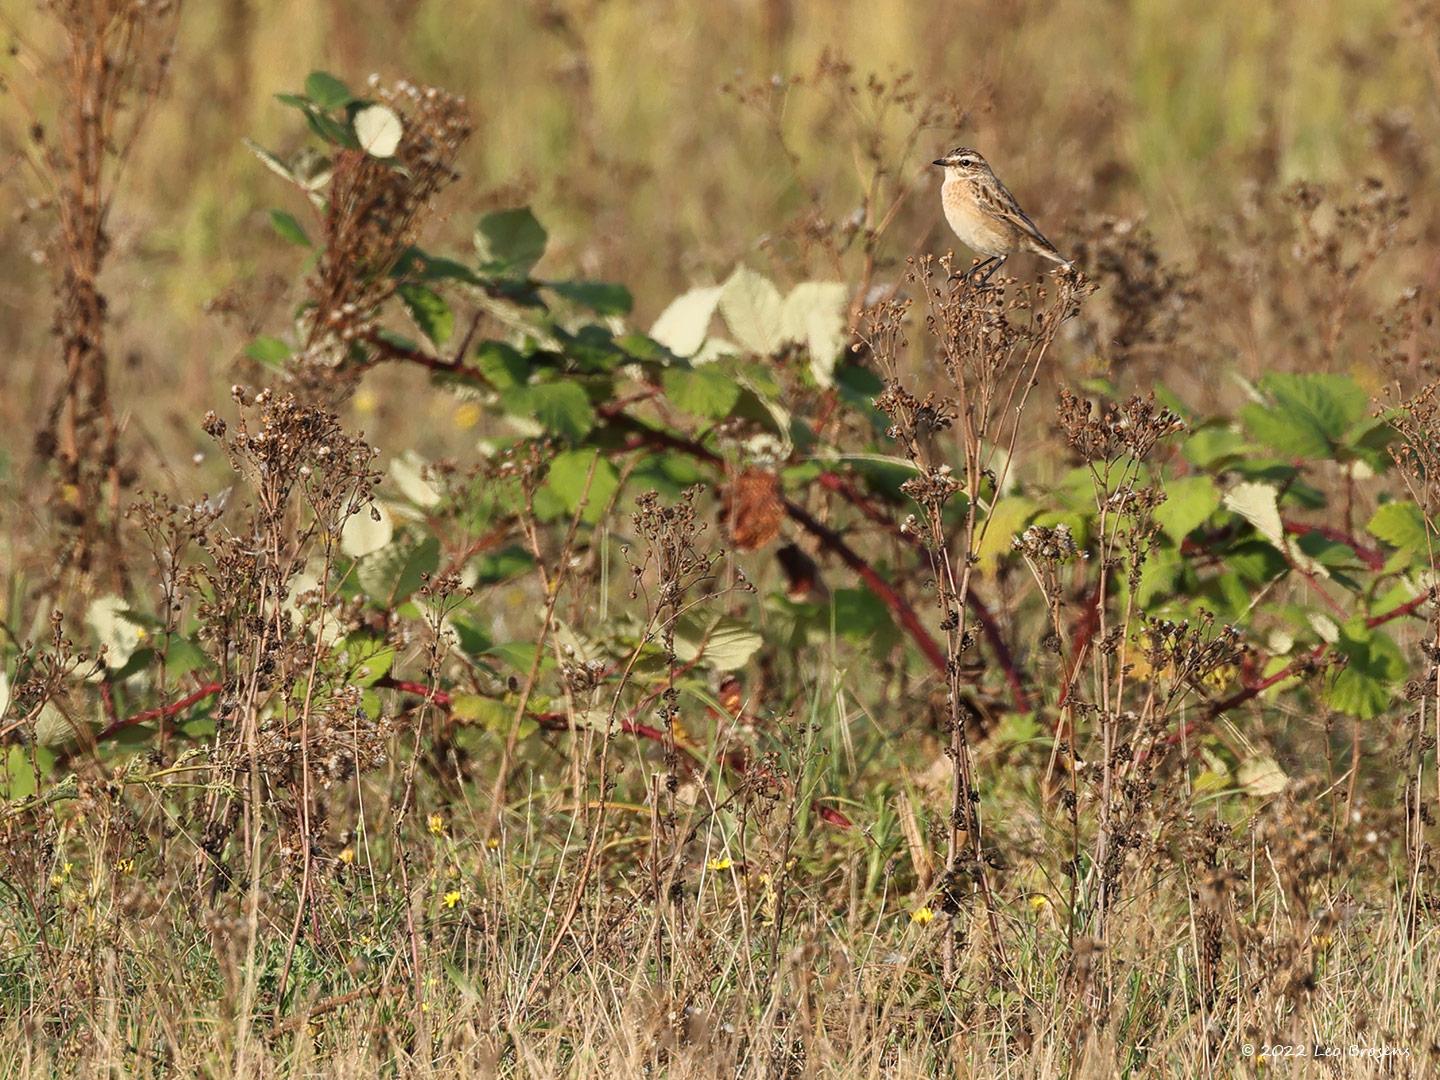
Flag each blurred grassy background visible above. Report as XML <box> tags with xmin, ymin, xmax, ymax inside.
<box><xmin>0</xmin><ymin>0</ymin><xmax>1432</xmax><ymax>476</ymax></box>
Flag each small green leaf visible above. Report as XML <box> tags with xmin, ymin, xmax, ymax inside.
<box><xmin>451</xmin><ymin>694</ymin><xmax>536</xmax><ymax>739</ymax></box>
<box><xmin>502</xmin><ymin>382</ymin><xmax>595</xmax><ymax>442</ymax></box>
<box><xmin>6</xmin><ymin>745</ymin><xmax>37</xmax><ymax>801</ymax></box>
<box><xmin>1154</xmin><ymin>475</ymin><xmax>1220</xmax><ymax>543</ymax></box>
<box><xmin>398</xmin><ymin>283</ymin><xmax>454</xmax><ymax>347</ymax></box>
<box><xmin>269</xmin><ymin>209</ymin><xmax>312</xmax><ymax>247</ymax></box>
<box><xmin>474</xmin><ymin>341</ymin><xmax>528</xmax><ymax>389</ymax></box>
<box><xmin>1182</xmin><ymin>425</ymin><xmax>1249</xmax><ymax>468</ymax></box>
<box><xmin>398</xmin><ymin>248</ymin><xmax>485</xmax><ymax>286</ymax></box>
<box><xmin>304</xmin><ymin>71</ymin><xmax>354</xmax><ymax>110</ymax></box>
<box><xmin>484</xmin><ymin>641</ymin><xmax>550</xmax><ymax>673</ymax></box>
<box><xmin>662</xmin><ymin>365</ymin><xmax>741</xmax><ymax>419</ymax></box>
<box><xmin>545</xmin><ymin>449</ymin><xmax>620</xmax><ymax>523</ymax></box>
<box><xmin>449</xmin><ymin>616</ymin><xmax>492</xmax><ymax>657</ymax></box>
<box><xmin>473</xmin><ymin>546</ymin><xmax>532</xmax><ymax>584</ymax></box>
<box><xmin>342</xmin><ymin>635</ymin><xmax>396</xmax><ymax>687</ymax></box>
<box><xmin>829</xmin><ymin>589</ymin><xmax>898</xmax><ymax>652</ymax></box>
<box><xmin>1367</xmin><ymin>501</ymin><xmax>1429</xmax><ymax>556</ymax></box>
<box><xmin>547</xmin><ymin>281</ymin><xmax>633</xmax><ymax>316</ymax></box>
<box><xmin>245</xmin><ymin>336</ymin><xmax>292</xmax><ymax>367</ymax></box>
<box><xmin>304</xmin><ymin>108</ymin><xmax>359</xmax><ymax>149</ymax></box>
<box><xmin>451</xmin><ymin>694</ymin><xmax>511</xmax><ymax>730</ymax></box>
<box><xmin>475</xmin><ymin>208</ymin><xmax>548</xmax><ymax>277</ymax></box>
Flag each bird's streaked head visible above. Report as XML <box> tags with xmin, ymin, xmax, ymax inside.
<box><xmin>931</xmin><ymin>147</ymin><xmax>990</xmax><ymax>174</ymax></box>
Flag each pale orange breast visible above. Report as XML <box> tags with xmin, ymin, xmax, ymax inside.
<box><xmin>941</xmin><ymin>177</ymin><xmax>1011</xmax><ymax>257</ymax></box>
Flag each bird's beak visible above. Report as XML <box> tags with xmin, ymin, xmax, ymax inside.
<box><xmin>931</xmin><ymin>159</ymin><xmax>948</xmax><ymax>167</ymax></box>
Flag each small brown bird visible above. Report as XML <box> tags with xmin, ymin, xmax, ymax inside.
<box><xmin>932</xmin><ymin>147</ymin><xmax>1071</xmax><ymax>284</ymax></box>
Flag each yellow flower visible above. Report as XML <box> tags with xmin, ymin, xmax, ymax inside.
<box><xmin>427</xmin><ymin>813</ymin><xmax>445</xmax><ymax>837</ymax></box>
<box><xmin>338</xmin><ymin>847</ymin><xmax>355</xmax><ymax>865</ymax></box>
<box><xmin>1313</xmin><ymin>932</ymin><xmax>1332</xmax><ymax>949</ymax></box>
<box><xmin>1028</xmin><ymin>893</ymin><xmax>1050</xmax><ymax>913</ymax></box>
<box><xmin>486</xmin><ymin>837</ymin><xmax>500</xmax><ymax>850</ymax></box>
<box><xmin>707</xmin><ymin>857</ymin><xmax>733</xmax><ymax>872</ymax></box>
<box><xmin>910</xmin><ymin>907</ymin><xmax>936</xmax><ymax>925</ymax></box>
<box><xmin>443</xmin><ymin>890</ymin><xmax>462</xmax><ymax>909</ymax></box>
<box><xmin>115</xmin><ymin>858</ymin><xmax>136</xmax><ymax>875</ymax></box>
<box><xmin>453</xmin><ymin>402</ymin><xmax>482</xmax><ymax>430</ymax></box>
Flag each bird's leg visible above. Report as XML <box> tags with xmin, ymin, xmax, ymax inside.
<box><xmin>961</xmin><ymin>256</ymin><xmax>1001</xmax><ymax>286</ymax></box>
<box><xmin>973</xmin><ymin>255</ymin><xmax>1007</xmax><ymax>288</ymax></box>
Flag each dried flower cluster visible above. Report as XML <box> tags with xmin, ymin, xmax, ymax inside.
<box><xmin>303</xmin><ymin>80</ymin><xmax>474</xmax><ymax>373</ymax></box>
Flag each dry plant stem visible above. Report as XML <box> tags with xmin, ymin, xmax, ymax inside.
<box><xmin>517</xmin><ymin>600</ymin><xmax>668</xmax><ymax>1012</ymax></box>
<box><xmin>815</xmin><ymin>469</ymin><xmax>1030</xmax><ymax>710</ymax></box>
<box><xmin>274</xmin><ymin>523</ymin><xmax>351</xmax><ymax>1018</ymax></box>
<box><xmin>30</xmin><ymin>0</ymin><xmax>180</xmax><ymax>588</ymax></box>
<box><xmin>488</xmin><ymin>454</ymin><xmax>600</xmax><ymax>833</ymax></box>
<box><xmin>933</xmin><ymin>273</ymin><xmax>1073</xmax><ymax>979</ymax></box>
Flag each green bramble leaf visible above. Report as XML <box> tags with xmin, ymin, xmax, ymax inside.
<box><xmin>662</xmin><ymin>365</ymin><xmax>741</xmax><ymax>420</ymax></box>
<box><xmin>502</xmin><ymin>382</ymin><xmax>595</xmax><ymax>442</ymax></box>
<box><xmin>545</xmin><ymin>449</ymin><xmax>620</xmax><ymax>524</ymax></box>
<box><xmin>5</xmin><ymin>745</ymin><xmax>37</xmax><ymax>801</ymax></box>
<box><xmin>1326</xmin><ymin>622</ymin><xmax>1405</xmax><ymax>719</ymax></box>
<box><xmin>475</xmin><ymin>208</ymin><xmax>548</xmax><ymax>278</ymax></box>
<box><xmin>1367</xmin><ymin>501</ymin><xmax>1429</xmax><ymax>556</ymax></box>
<box><xmin>1153</xmin><ymin>475</ymin><xmax>1219</xmax><ymax>543</ymax></box>
<box><xmin>341</xmin><ymin>635</ymin><xmax>396</xmax><ymax>687</ymax></box>
<box><xmin>474</xmin><ymin>341</ymin><xmax>528</xmax><ymax>389</ymax></box>
<box><xmin>1242</xmin><ymin>373</ymin><xmax>1369</xmax><ymax>459</ymax></box>
<box><xmin>1136</xmin><ymin>547</ymin><xmax>1185</xmax><ymax>609</ymax></box>
<box><xmin>398</xmin><ymin>283</ymin><xmax>454</xmax><ymax>347</ymax></box>
<box><xmin>547</xmin><ymin>281</ymin><xmax>633</xmax><ymax>316</ymax></box>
